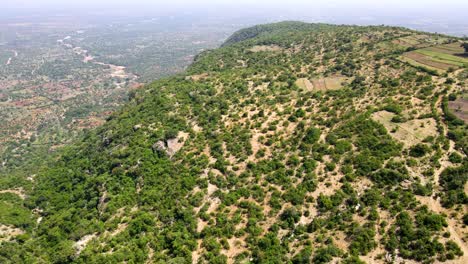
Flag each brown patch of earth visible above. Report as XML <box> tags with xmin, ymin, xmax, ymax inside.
<box><xmin>448</xmin><ymin>97</ymin><xmax>468</xmax><ymax>123</ymax></box>
<box><xmin>166</xmin><ymin>131</ymin><xmax>189</xmax><ymax>157</ymax></box>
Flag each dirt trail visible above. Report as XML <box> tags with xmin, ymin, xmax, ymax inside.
<box><xmin>5</xmin><ymin>50</ymin><xmax>17</xmax><ymax>65</ymax></box>
<box><xmin>57</xmin><ymin>35</ymin><xmax>137</xmax><ymax>87</ymax></box>
<box><xmin>415</xmin><ymin>94</ymin><xmax>468</xmax><ymax>263</ymax></box>
<box><xmin>417</xmin><ymin>195</ymin><xmax>468</xmax><ymax>264</ymax></box>
<box><xmin>0</xmin><ymin>188</ymin><xmax>26</xmax><ymax>199</ymax></box>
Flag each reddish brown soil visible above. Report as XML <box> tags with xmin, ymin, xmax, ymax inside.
<box><xmin>449</xmin><ymin>98</ymin><xmax>468</xmax><ymax>123</ymax></box>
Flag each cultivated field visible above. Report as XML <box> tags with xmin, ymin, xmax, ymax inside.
<box><xmin>400</xmin><ymin>42</ymin><xmax>468</xmax><ymax>73</ymax></box>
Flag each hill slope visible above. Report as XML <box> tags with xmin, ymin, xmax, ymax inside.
<box><xmin>1</xmin><ymin>22</ymin><xmax>467</xmax><ymax>264</ymax></box>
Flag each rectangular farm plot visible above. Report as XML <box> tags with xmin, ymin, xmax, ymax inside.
<box><xmin>401</xmin><ymin>43</ymin><xmax>468</xmax><ymax>72</ymax></box>
<box><xmin>415</xmin><ymin>49</ymin><xmax>467</xmax><ymax>67</ymax></box>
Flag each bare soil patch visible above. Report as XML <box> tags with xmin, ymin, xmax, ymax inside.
<box><xmin>448</xmin><ymin>97</ymin><xmax>468</xmax><ymax>123</ymax></box>
<box><xmin>167</xmin><ymin>131</ymin><xmax>189</xmax><ymax>156</ymax></box>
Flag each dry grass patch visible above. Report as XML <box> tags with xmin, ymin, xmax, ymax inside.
<box><xmin>310</xmin><ymin>75</ymin><xmax>350</xmax><ymax>91</ymax></box>
<box><xmin>372</xmin><ymin>111</ymin><xmax>438</xmax><ymax>147</ymax></box>
<box><xmin>295</xmin><ymin>78</ymin><xmax>314</xmax><ymax>91</ymax></box>
<box><xmin>248</xmin><ymin>45</ymin><xmax>283</xmax><ymax>53</ymax></box>
<box><xmin>186</xmin><ymin>73</ymin><xmax>208</xmax><ymax>81</ymax></box>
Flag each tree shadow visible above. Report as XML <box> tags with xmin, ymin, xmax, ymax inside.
<box><xmin>454</xmin><ymin>53</ymin><xmax>468</xmax><ymax>58</ymax></box>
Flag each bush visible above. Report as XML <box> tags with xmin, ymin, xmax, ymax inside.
<box><xmin>439</xmin><ymin>163</ymin><xmax>468</xmax><ymax>207</ymax></box>
<box><xmin>384</xmin><ymin>104</ymin><xmax>402</xmax><ymax>114</ymax></box>
<box><xmin>292</xmin><ymin>246</ymin><xmax>312</xmax><ymax>264</ymax></box>
<box><xmin>448</xmin><ymin>152</ymin><xmax>463</xmax><ymax>163</ymax></box>
<box><xmin>303</xmin><ymin>127</ymin><xmax>321</xmax><ymax>144</ymax></box>
<box><xmin>280</xmin><ymin>207</ymin><xmax>300</xmax><ymax>228</ymax></box>
<box><xmin>409</xmin><ymin>143</ymin><xmax>431</xmax><ymax>157</ymax></box>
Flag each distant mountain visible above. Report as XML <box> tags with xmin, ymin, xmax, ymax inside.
<box><xmin>0</xmin><ymin>21</ymin><xmax>467</xmax><ymax>264</ymax></box>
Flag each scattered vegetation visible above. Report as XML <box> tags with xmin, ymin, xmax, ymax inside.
<box><xmin>0</xmin><ymin>21</ymin><xmax>466</xmax><ymax>263</ymax></box>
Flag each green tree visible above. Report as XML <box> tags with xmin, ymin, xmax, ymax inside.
<box><xmin>461</xmin><ymin>43</ymin><xmax>468</xmax><ymax>53</ymax></box>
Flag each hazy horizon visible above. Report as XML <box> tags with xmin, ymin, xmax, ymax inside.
<box><xmin>2</xmin><ymin>0</ymin><xmax>467</xmax><ymax>37</ymax></box>
<box><xmin>3</xmin><ymin>0</ymin><xmax>468</xmax><ymax>9</ymax></box>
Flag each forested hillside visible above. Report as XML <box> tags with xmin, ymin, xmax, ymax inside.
<box><xmin>0</xmin><ymin>21</ymin><xmax>467</xmax><ymax>264</ymax></box>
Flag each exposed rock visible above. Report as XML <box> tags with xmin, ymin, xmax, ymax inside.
<box><xmin>0</xmin><ymin>224</ymin><xmax>24</xmax><ymax>241</ymax></box>
<box><xmin>152</xmin><ymin>141</ymin><xmax>167</xmax><ymax>155</ymax></box>
<box><xmin>74</xmin><ymin>233</ymin><xmax>96</xmax><ymax>255</ymax></box>
<box><xmin>133</xmin><ymin>124</ymin><xmax>142</xmax><ymax>131</ymax></box>
<box><xmin>152</xmin><ymin>132</ymin><xmax>189</xmax><ymax>157</ymax></box>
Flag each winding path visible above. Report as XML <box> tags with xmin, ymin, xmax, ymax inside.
<box><xmin>57</xmin><ymin>35</ymin><xmax>137</xmax><ymax>87</ymax></box>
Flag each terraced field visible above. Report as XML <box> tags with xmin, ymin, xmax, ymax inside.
<box><xmin>400</xmin><ymin>42</ymin><xmax>468</xmax><ymax>73</ymax></box>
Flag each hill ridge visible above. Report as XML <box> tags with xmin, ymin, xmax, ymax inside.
<box><xmin>0</xmin><ymin>21</ymin><xmax>467</xmax><ymax>264</ymax></box>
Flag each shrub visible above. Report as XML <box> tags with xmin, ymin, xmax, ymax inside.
<box><xmin>303</xmin><ymin>127</ymin><xmax>321</xmax><ymax>144</ymax></box>
<box><xmin>409</xmin><ymin>143</ymin><xmax>431</xmax><ymax>157</ymax></box>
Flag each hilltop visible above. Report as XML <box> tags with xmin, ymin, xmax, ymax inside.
<box><xmin>0</xmin><ymin>21</ymin><xmax>467</xmax><ymax>263</ymax></box>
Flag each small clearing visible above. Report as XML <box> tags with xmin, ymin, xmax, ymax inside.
<box><xmin>109</xmin><ymin>222</ymin><xmax>128</xmax><ymax>237</ymax></box>
<box><xmin>310</xmin><ymin>76</ymin><xmax>349</xmax><ymax>91</ymax></box>
<box><xmin>187</xmin><ymin>73</ymin><xmax>208</xmax><ymax>81</ymax></box>
<box><xmin>166</xmin><ymin>131</ymin><xmax>189</xmax><ymax>156</ymax></box>
<box><xmin>0</xmin><ymin>224</ymin><xmax>24</xmax><ymax>241</ymax></box>
<box><xmin>372</xmin><ymin>111</ymin><xmax>438</xmax><ymax>147</ymax></box>
<box><xmin>448</xmin><ymin>96</ymin><xmax>468</xmax><ymax>123</ymax></box>
<box><xmin>109</xmin><ymin>65</ymin><xmax>129</xmax><ymax>78</ymax></box>
<box><xmin>248</xmin><ymin>45</ymin><xmax>282</xmax><ymax>53</ymax></box>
